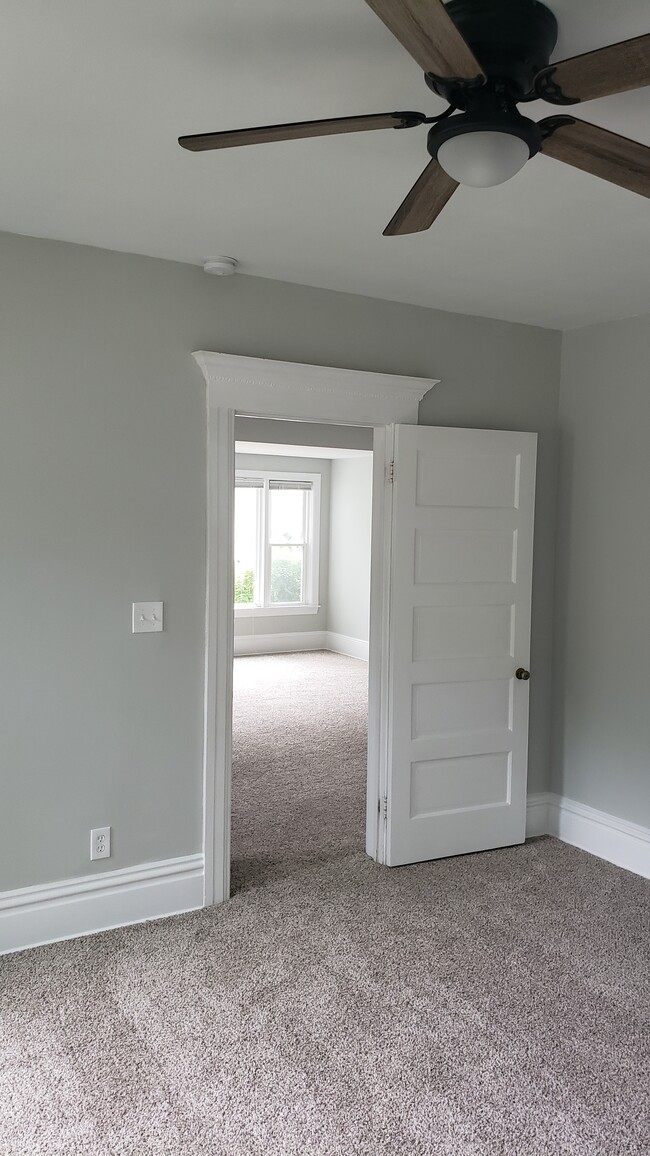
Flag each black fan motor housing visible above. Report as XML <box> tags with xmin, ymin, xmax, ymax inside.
<box><xmin>432</xmin><ymin>0</ymin><xmax>559</xmax><ymax>97</ymax></box>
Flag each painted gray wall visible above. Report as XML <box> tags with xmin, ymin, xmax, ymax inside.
<box><xmin>553</xmin><ymin>314</ymin><xmax>650</xmax><ymax>827</ymax></box>
<box><xmin>233</xmin><ymin>452</ymin><xmax>331</xmax><ymax>639</ymax></box>
<box><xmin>235</xmin><ymin>416</ymin><xmax>373</xmax><ymax>451</ymax></box>
<box><xmin>0</xmin><ymin>229</ymin><xmax>561</xmax><ymax>891</ymax></box>
<box><xmin>327</xmin><ymin>457</ymin><xmax>373</xmax><ymax>644</ymax></box>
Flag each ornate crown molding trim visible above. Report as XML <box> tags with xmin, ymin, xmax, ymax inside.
<box><xmin>193</xmin><ymin>351</ymin><xmax>437</xmax><ymax>425</ymax></box>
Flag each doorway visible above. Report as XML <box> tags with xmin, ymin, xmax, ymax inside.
<box><xmin>230</xmin><ymin>418</ymin><xmax>373</xmax><ymax>892</ymax></box>
<box><xmin>196</xmin><ymin>348</ymin><xmax>433</xmax><ymax>905</ymax></box>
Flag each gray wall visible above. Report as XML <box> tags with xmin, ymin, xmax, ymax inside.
<box><xmin>0</xmin><ymin>229</ymin><xmax>561</xmax><ymax>892</ymax></box>
<box><xmin>233</xmin><ymin>452</ymin><xmax>331</xmax><ymax>639</ymax></box>
<box><xmin>553</xmin><ymin>314</ymin><xmax>650</xmax><ymax>827</ymax></box>
<box><xmin>235</xmin><ymin>416</ymin><xmax>373</xmax><ymax>451</ymax></box>
<box><xmin>327</xmin><ymin>457</ymin><xmax>373</xmax><ymax>643</ymax></box>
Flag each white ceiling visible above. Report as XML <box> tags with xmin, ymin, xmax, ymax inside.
<box><xmin>1</xmin><ymin>0</ymin><xmax>649</xmax><ymax>330</ymax></box>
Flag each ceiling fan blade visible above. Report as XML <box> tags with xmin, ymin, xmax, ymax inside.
<box><xmin>363</xmin><ymin>0</ymin><xmax>484</xmax><ymax>79</ymax></box>
<box><xmin>384</xmin><ymin>158</ymin><xmax>458</xmax><ymax>235</ymax></box>
<box><xmin>538</xmin><ymin>34</ymin><xmax>650</xmax><ymax>104</ymax></box>
<box><xmin>540</xmin><ymin>117</ymin><xmax>650</xmax><ymax>199</ymax></box>
<box><xmin>179</xmin><ymin>111</ymin><xmax>424</xmax><ymax>151</ymax></box>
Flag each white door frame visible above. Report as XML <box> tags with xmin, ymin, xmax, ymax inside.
<box><xmin>193</xmin><ymin>351</ymin><xmax>437</xmax><ymax>906</ymax></box>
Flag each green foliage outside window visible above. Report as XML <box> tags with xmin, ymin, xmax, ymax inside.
<box><xmin>234</xmin><ymin>570</ymin><xmax>254</xmax><ymax>604</ymax></box>
<box><xmin>234</xmin><ymin>559</ymin><xmax>303</xmax><ymax>605</ymax></box>
<box><xmin>270</xmin><ymin>558</ymin><xmax>302</xmax><ymax>603</ymax></box>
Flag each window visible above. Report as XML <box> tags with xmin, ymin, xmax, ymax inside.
<box><xmin>234</xmin><ymin>470</ymin><xmax>321</xmax><ymax>615</ymax></box>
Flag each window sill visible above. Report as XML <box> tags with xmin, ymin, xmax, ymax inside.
<box><xmin>234</xmin><ymin>604</ymin><xmax>320</xmax><ymax>618</ymax></box>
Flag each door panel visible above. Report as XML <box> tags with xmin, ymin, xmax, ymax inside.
<box><xmin>416</xmin><ymin>449</ymin><xmax>519</xmax><ymax>507</ymax></box>
<box><xmin>410</xmin><ymin>752</ymin><xmax>511</xmax><ymax>816</ymax></box>
<box><xmin>415</xmin><ymin>527</ymin><xmax>516</xmax><ymax>585</ymax></box>
<box><xmin>412</xmin><ymin>678</ymin><xmax>511</xmax><ymax>740</ymax></box>
<box><xmin>386</xmin><ymin>425</ymin><xmax>536</xmax><ymax>866</ymax></box>
<box><xmin>413</xmin><ymin>603</ymin><xmax>514</xmax><ymax>661</ymax></box>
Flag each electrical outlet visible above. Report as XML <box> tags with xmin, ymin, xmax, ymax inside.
<box><xmin>90</xmin><ymin>826</ymin><xmax>111</xmax><ymax>861</ymax></box>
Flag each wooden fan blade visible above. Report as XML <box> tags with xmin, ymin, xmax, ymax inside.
<box><xmin>363</xmin><ymin>0</ymin><xmax>484</xmax><ymax>79</ymax></box>
<box><xmin>540</xmin><ymin>118</ymin><xmax>650</xmax><ymax>199</ymax></box>
<box><xmin>384</xmin><ymin>158</ymin><xmax>458</xmax><ymax>235</ymax></box>
<box><xmin>539</xmin><ymin>34</ymin><xmax>650</xmax><ymax>104</ymax></box>
<box><xmin>179</xmin><ymin>111</ymin><xmax>424</xmax><ymax>151</ymax></box>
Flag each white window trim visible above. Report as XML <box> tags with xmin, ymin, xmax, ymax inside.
<box><xmin>235</xmin><ymin>604</ymin><xmax>320</xmax><ymax>618</ymax></box>
<box><xmin>234</xmin><ymin>469</ymin><xmax>321</xmax><ymax>616</ymax></box>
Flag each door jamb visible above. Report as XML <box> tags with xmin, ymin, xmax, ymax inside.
<box><xmin>194</xmin><ymin>351</ymin><xmax>437</xmax><ymax>906</ymax></box>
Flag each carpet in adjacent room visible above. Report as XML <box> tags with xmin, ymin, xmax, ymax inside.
<box><xmin>231</xmin><ymin>651</ymin><xmax>368</xmax><ymax>891</ymax></box>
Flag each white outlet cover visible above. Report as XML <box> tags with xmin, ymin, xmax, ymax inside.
<box><xmin>132</xmin><ymin>601</ymin><xmax>163</xmax><ymax>633</ymax></box>
<box><xmin>90</xmin><ymin>826</ymin><xmax>111</xmax><ymax>860</ymax></box>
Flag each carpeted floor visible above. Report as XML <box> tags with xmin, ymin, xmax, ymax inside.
<box><xmin>2</xmin><ymin>651</ymin><xmax>649</xmax><ymax>1155</ymax></box>
<box><xmin>231</xmin><ymin>651</ymin><xmax>368</xmax><ymax>892</ymax></box>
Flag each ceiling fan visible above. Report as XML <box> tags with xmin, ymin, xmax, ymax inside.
<box><xmin>178</xmin><ymin>0</ymin><xmax>650</xmax><ymax>235</ymax></box>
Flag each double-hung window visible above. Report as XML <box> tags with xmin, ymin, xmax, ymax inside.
<box><xmin>234</xmin><ymin>470</ymin><xmax>320</xmax><ymax>615</ymax></box>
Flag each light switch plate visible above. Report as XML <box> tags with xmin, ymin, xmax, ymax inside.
<box><xmin>132</xmin><ymin>601</ymin><xmax>164</xmax><ymax>633</ymax></box>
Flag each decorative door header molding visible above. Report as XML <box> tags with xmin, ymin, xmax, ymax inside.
<box><xmin>192</xmin><ymin>351</ymin><xmax>438</xmax><ymax>426</ymax></box>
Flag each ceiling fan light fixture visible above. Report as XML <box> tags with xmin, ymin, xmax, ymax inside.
<box><xmin>436</xmin><ymin>130</ymin><xmax>531</xmax><ymax>187</ymax></box>
<box><xmin>179</xmin><ymin>0</ymin><xmax>650</xmax><ymax>236</ymax></box>
<box><xmin>427</xmin><ymin>101</ymin><xmax>543</xmax><ymax>189</ymax></box>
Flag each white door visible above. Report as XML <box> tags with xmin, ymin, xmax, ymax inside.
<box><xmin>385</xmin><ymin>425</ymin><xmax>537</xmax><ymax>866</ymax></box>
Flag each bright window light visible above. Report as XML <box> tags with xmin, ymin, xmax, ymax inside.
<box><xmin>234</xmin><ymin>471</ymin><xmax>320</xmax><ymax>615</ymax></box>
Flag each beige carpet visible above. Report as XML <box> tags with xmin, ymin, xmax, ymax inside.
<box><xmin>231</xmin><ymin>651</ymin><xmax>368</xmax><ymax>892</ymax></box>
<box><xmin>2</xmin><ymin>651</ymin><xmax>649</xmax><ymax>1155</ymax></box>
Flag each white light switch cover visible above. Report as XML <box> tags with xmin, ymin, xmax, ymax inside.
<box><xmin>132</xmin><ymin>601</ymin><xmax>164</xmax><ymax>633</ymax></box>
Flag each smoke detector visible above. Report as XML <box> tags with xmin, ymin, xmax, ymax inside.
<box><xmin>203</xmin><ymin>256</ymin><xmax>238</xmax><ymax>276</ymax></box>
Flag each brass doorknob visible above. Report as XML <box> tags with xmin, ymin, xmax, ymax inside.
<box><xmin>516</xmin><ymin>667</ymin><xmax>530</xmax><ymax>681</ymax></box>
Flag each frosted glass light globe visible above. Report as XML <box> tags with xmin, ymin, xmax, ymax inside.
<box><xmin>437</xmin><ymin>131</ymin><xmax>530</xmax><ymax>188</ymax></box>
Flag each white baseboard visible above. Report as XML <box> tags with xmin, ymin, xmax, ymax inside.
<box><xmin>526</xmin><ymin>792</ymin><xmax>650</xmax><ymax>880</ymax></box>
<box><xmin>0</xmin><ymin>853</ymin><xmax>204</xmax><ymax>956</ymax></box>
<box><xmin>234</xmin><ymin>630</ymin><xmax>326</xmax><ymax>656</ymax></box>
<box><xmin>234</xmin><ymin>630</ymin><xmax>369</xmax><ymax>660</ymax></box>
<box><xmin>325</xmin><ymin>631</ymin><xmax>369</xmax><ymax>661</ymax></box>
<box><xmin>548</xmin><ymin>795</ymin><xmax>650</xmax><ymax>880</ymax></box>
<box><xmin>526</xmin><ymin>792</ymin><xmax>552</xmax><ymax>838</ymax></box>
<box><xmin>5</xmin><ymin>793</ymin><xmax>646</xmax><ymax>955</ymax></box>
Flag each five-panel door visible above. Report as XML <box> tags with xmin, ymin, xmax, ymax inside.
<box><xmin>385</xmin><ymin>425</ymin><xmax>537</xmax><ymax>866</ymax></box>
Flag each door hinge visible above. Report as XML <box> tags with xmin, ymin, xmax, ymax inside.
<box><xmin>386</xmin><ymin>460</ymin><xmax>395</xmax><ymax>484</ymax></box>
<box><xmin>378</xmin><ymin>795</ymin><xmax>388</xmax><ymax>820</ymax></box>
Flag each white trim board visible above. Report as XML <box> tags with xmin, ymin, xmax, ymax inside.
<box><xmin>526</xmin><ymin>793</ymin><xmax>650</xmax><ymax>880</ymax></box>
<box><xmin>234</xmin><ymin>631</ymin><xmax>369</xmax><ymax>661</ymax></box>
<box><xmin>235</xmin><ymin>630</ymin><xmax>326</xmax><ymax>656</ymax></box>
<box><xmin>0</xmin><ymin>854</ymin><xmax>204</xmax><ymax>956</ymax></box>
<box><xmin>194</xmin><ymin>352</ymin><xmax>434</xmax><ymax>426</ymax></box>
<box><xmin>325</xmin><ymin>632</ymin><xmax>369</xmax><ymax>661</ymax></box>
